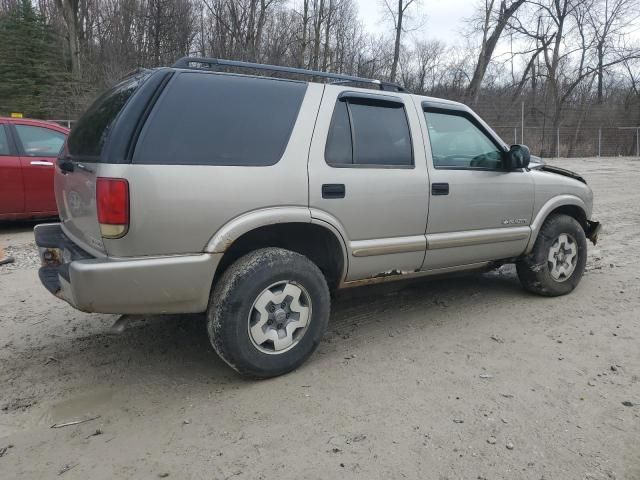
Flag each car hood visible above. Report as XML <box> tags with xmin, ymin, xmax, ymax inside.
<box><xmin>529</xmin><ymin>156</ymin><xmax>587</xmax><ymax>184</ymax></box>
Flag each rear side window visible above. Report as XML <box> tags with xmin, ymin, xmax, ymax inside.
<box><xmin>325</xmin><ymin>97</ymin><xmax>413</xmax><ymax>167</ymax></box>
<box><xmin>67</xmin><ymin>71</ymin><xmax>151</xmax><ymax>160</ymax></box>
<box><xmin>133</xmin><ymin>73</ymin><xmax>307</xmax><ymax>166</ymax></box>
<box><xmin>15</xmin><ymin>125</ymin><xmax>65</xmax><ymax>157</ymax></box>
<box><xmin>0</xmin><ymin>126</ymin><xmax>10</xmax><ymax>155</ymax></box>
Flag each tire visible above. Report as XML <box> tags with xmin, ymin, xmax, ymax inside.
<box><xmin>516</xmin><ymin>214</ymin><xmax>588</xmax><ymax>296</ymax></box>
<box><xmin>207</xmin><ymin>247</ymin><xmax>330</xmax><ymax>378</ymax></box>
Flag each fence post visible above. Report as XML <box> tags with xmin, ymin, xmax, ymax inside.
<box><xmin>637</xmin><ymin>127</ymin><xmax>639</xmax><ymax>158</ymax></box>
<box><xmin>598</xmin><ymin>127</ymin><xmax>601</xmax><ymax>157</ymax></box>
<box><xmin>514</xmin><ymin>127</ymin><xmax>517</xmax><ymax>145</ymax></box>
<box><xmin>557</xmin><ymin>127</ymin><xmax>560</xmax><ymax>159</ymax></box>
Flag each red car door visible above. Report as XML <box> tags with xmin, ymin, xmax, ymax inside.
<box><xmin>0</xmin><ymin>123</ymin><xmax>25</xmax><ymax>217</ymax></box>
<box><xmin>13</xmin><ymin>122</ymin><xmax>67</xmax><ymax>215</ymax></box>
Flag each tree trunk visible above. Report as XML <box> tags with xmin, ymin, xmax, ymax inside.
<box><xmin>55</xmin><ymin>0</ymin><xmax>81</xmax><ymax>76</ymax></box>
<box><xmin>300</xmin><ymin>0</ymin><xmax>309</xmax><ymax>67</ymax></box>
<box><xmin>390</xmin><ymin>0</ymin><xmax>403</xmax><ymax>82</ymax></box>
<box><xmin>312</xmin><ymin>0</ymin><xmax>325</xmax><ymax>71</ymax></box>
<box><xmin>321</xmin><ymin>0</ymin><xmax>333</xmax><ymax>71</ymax></box>
<box><xmin>597</xmin><ymin>42</ymin><xmax>604</xmax><ymax>103</ymax></box>
<box><xmin>466</xmin><ymin>0</ymin><xmax>525</xmax><ymax>105</ymax></box>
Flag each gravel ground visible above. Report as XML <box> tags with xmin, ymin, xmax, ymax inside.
<box><xmin>0</xmin><ymin>158</ymin><xmax>639</xmax><ymax>480</ymax></box>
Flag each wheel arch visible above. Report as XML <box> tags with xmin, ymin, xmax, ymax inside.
<box><xmin>525</xmin><ymin>195</ymin><xmax>589</xmax><ymax>253</ymax></box>
<box><xmin>206</xmin><ymin>208</ymin><xmax>348</xmax><ymax>292</ymax></box>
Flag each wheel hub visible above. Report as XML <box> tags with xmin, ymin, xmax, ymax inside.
<box><xmin>248</xmin><ymin>281</ymin><xmax>312</xmax><ymax>354</ymax></box>
<box><xmin>274</xmin><ymin>308</ymin><xmax>287</xmax><ymax>324</ymax></box>
<box><xmin>547</xmin><ymin>233</ymin><xmax>578</xmax><ymax>282</ymax></box>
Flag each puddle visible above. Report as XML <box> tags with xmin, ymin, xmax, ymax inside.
<box><xmin>40</xmin><ymin>387</ymin><xmax>114</xmax><ymax>426</ymax></box>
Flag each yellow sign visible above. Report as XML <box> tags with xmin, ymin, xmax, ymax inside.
<box><xmin>10</xmin><ymin>112</ymin><xmax>23</xmax><ymax>118</ymax></box>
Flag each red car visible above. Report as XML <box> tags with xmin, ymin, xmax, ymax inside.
<box><xmin>0</xmin><ymin>117</ymin><xmax>69</xmax><ymax>220</ymax></box>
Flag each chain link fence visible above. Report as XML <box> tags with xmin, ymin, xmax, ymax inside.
<box><xmin>48</xmin><ymin>110</ymin><xmax>640</xmax><ymax>159</ymax></box>
<box><xmin>492</xmin><ymin>126</ymin><xmax>640</xmax><ymax>158</ymax></box>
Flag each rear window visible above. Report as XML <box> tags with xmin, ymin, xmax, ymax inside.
<box><xmin>133</xmin><ymin>72</ymin><xmax>307</xmax><ymax>166</ymax></box>
<box><xmin>67</xmin><ymin>71</ymin><xmax>150</xmax><ymax>160</ymax></box>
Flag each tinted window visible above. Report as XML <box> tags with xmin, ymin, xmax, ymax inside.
<box><xmin>15</xmin><ymin>125</ymin><xmax>65</xmax><ymax>157</ymax></box>
<box><xmin>68</xmin><ymin>71</ymin><xmax>151</xmax><ymax>160</ymax></box>
<box><xmin>325</xmin><ymin>98</ymin><xmax>412</xmax><ymax>167</ymax></box>
<box><xmin>424</xmin><ymin>111</ymin><xmax>503</xmax><ymax>169</ymax></box>
<box><xmin>0</xmin><ymin>126</ymin><xmax>10</xmax><ymax>155</ymax></box>
<box><xmin>325</xmin><ymin>101</ymin><xmax>352</xmax><ymax>164</ymax></box>
<box><xmin>134</xmin><ymin>73</ymin><xmax>307</xmax><ymax>166</ymax></box>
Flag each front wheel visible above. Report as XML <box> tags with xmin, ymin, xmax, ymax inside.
<box><xmin>516</xmin><ymin>214</ymin><xmax>588</xmax><ymax>296</ymax></box>
<box><xmin>207</xmin><ymin>248</ymin><xmax>330</xmax><ymax>378</ymax></box>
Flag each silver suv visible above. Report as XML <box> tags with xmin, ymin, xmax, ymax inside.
<box><xmin>35</xmin><ymin>57</ymin><xmax>601</xmax><ymax>378</ymax></box>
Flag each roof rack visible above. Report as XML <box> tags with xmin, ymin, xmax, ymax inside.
<box><xmin>172</xmin><ymin>57</ymin><xmax>407</xmax><ymax>93</ymax></box>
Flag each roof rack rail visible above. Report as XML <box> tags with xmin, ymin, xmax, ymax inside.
<box><xmin>172</xmin><ymin>57</ymin><xmax>407</xmax><ymax>93</ymax></box>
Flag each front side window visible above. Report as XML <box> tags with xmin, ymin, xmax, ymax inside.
<box><xmin>0</xmin><ymin>125</ymin><xmax>10</xmax><ymax>155</ymax></box>
<box><xmin>15</xmin><ymin>125</ymin><xmax>65</xmax><ymax>157</ymax></box>
<box><xmin>424</xmin><ymin>111</ymin><xmax>503</xmax><ymax>170</ymax></box>
<box><xmin>325</xmin><ymin>97</ymin><xmax>413</xmax><ymax>167</ymax></box>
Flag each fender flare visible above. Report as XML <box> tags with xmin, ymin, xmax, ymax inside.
<box><xmin>204</xmin><ymin>206</ymin><xmax>350</xmax><ymax>282</ymax></box>
<box><xmin>525</xmin><ymin>195</ymin><xmax>588</xmax><ymax>253</ymax></box>
<box><xmin>205</xmin><ymin>207</ymin><xmax>311</xmax><ymax>253</ymax></box>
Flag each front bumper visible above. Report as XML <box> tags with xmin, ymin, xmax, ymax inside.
<box><xmin>585</xmin><ymin>220</ymin><xmax>601</xmax><ymax>245</ymax></box>
<box><xmin>34</xmin><ymin>223</ymin><xmax>220</xmax><ymax>314</ymax></box>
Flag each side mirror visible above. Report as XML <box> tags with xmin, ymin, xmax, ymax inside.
<box><xmin>505</xmin><ymin>144</ymin><xmax>530</xmax><ymax>170</ymax></box>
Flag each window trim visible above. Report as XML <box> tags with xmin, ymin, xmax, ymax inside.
<box><xmin>11</xmin><ymin>123</ymin><xmax>66</xmax><ymax>158</ymax></box>
<box><xmin>325</xmin><ymin>93</ymin><xmax>415</xmax><ymax>169</ymax></box>
<box><xmin>422</xmin><ymin>104</ymin><xmax>508</xmax><ymax>172</ymax></box>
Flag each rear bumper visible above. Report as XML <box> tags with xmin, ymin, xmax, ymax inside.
<box><xmin>34</xmin><ymin>223</ymin><xmax>220</xmax><ymax>314</ymax></box>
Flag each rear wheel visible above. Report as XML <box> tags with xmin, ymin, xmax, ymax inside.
<box><xmin>207</xmin><ymin>247</ymin><xmax>330</xmax><ymax>378</ymax></box>
<box><xmin>516</xmin><ymin>214</ymin><xmax>587</xmax><ymax>296</ymax></box>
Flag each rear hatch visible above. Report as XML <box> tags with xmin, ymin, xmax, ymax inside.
<box><xmin>55</xmin><ymin>71</ymin><xmax>153</xmax><ymax>255</ymax></box>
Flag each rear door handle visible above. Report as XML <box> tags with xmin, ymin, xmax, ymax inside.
<box><xmin>431</xmin><ymin>183</ymin><xmax>449</xmax><ymax>196</ymax></box>
<box><xmin>30</xmin><ymin>160</ymin><xmax>54</xmax><ymax>166</ymax></box>
<box><xmin>322</xmin><ymin>184</ymin><xmax>345</xmax><ymax>199</ymax></box>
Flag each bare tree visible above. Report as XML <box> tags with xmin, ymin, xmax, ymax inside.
<box><xmin>586</xmin><ymin>0</ymin><xmax>640</xmax><ymax>102</ymax></box>
<box><xmin>466</xmin><ymin>0</ymin><xmax>526</xmax><ymax>104</ymax></box>
<box><xmin>382</xmin><ymin>0</ymin><xmax>418</xmax><ymax>82</ymax></box>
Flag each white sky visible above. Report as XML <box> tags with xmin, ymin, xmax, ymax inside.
<box><xmin>353</xmin><ymin>0</ymin><xmax>475</xmax><ymax>43</ymax></box>
<box><xmin>352</xmin><ymin>0</ymin><xmax>640</xmax><ymax>46</ymax></box>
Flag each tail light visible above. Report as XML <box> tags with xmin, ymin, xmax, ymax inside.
<box><xmin>96</xmin><ymin>178</ymin><xmax>129</xmax><ymax>238</ymax></box>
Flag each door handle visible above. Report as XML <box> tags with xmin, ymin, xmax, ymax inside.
<box><xmin>431</xmin><ymin>183</ymin><xmax>449</xmax><ymax>195</ymax></box>
<box><xmin>30</xmin><ymin>160</ymin><xmax>54</xmax><ymax>166</ymax></box>
<box><xmin>322</xmin><ymin>184</ymin><xmax>345</xmax><ymax>199</ymax></box>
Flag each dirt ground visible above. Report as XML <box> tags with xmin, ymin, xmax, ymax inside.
<box><xmin>1</xmin><ymin>157</ymin><xmax>639</xmax><ymax>480</ymax></box>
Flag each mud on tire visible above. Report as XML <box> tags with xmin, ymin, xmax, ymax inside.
<box><xmin>207</xmin><ymin>247</ymin><xmax>330</xmax><ymax>378</ymax></box>
<box><xmin>516</xmin><ymin>214</ymin><xmax>588</xmax><ymax>297</ymax></box>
